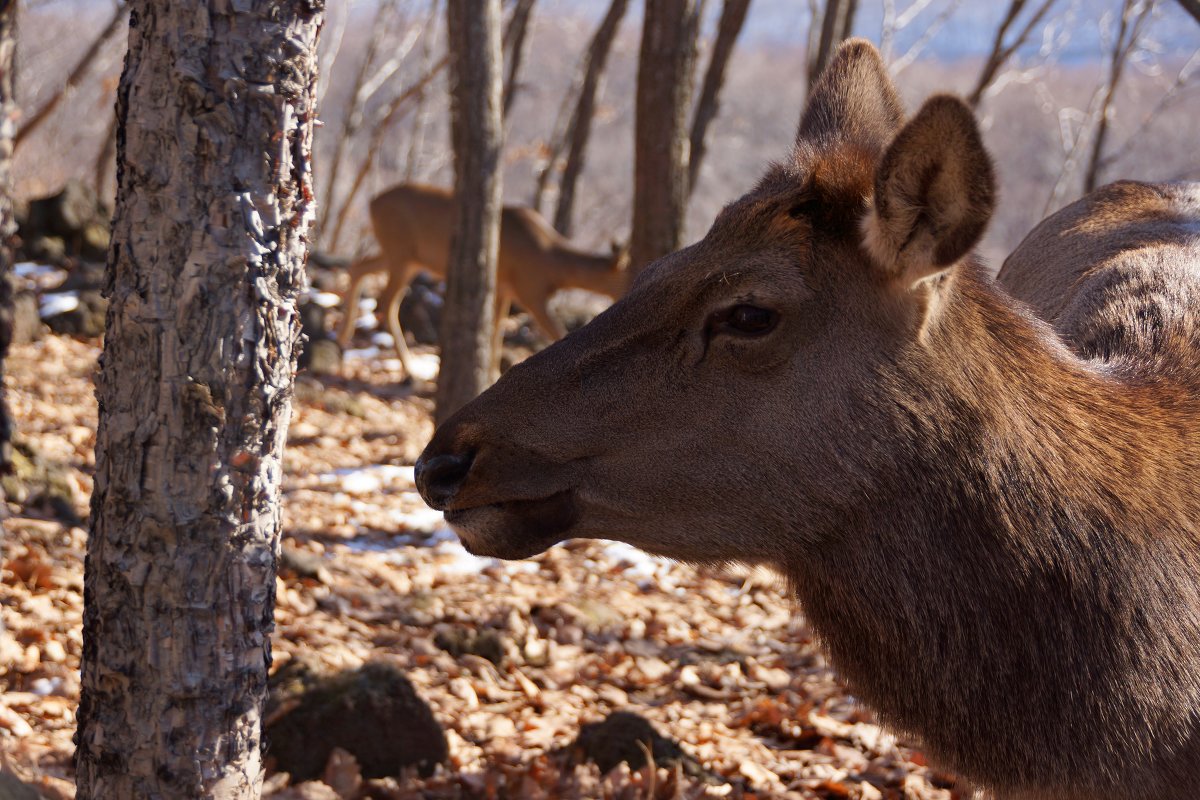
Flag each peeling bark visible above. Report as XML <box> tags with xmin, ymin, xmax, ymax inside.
<box><xmin>74</xmin><ymin>2</ymin><xmax>323</xmax><ymax>798</ymax></box>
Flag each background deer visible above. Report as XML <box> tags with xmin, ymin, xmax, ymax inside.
<box><xmin>336</xmin><ymin>183</ymin><xmax>629</xmax><ymax>380</ymax></box>
<box><xmin>413</xmin><ymin>40</ymin><xmax>1200</xmax><ymax>799</ymax></box>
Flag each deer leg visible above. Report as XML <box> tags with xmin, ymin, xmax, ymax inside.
<box><xmin>491</xmin><ymin>291</ymin><xmax>511</xmax><ymax>381</ymax></box>
<box><xmin>336</xmin><ymin>255</ymin><xmax>383</xmax><ymax>349</ymax></box>
<box><xmin>380</xmin><ymin>267</ymin><xmax>417</xmax><ymax>380</ymax></box>
<box><xmin>526</xmin><ymin>300</ymin><xmax>568</xmax><ymax>342</ymax></box>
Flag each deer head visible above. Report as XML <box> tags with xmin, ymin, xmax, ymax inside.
<box><xmin>416</xmin><ymin>39</ymin><xmax>994</xmax><ymax>566</ymax></box>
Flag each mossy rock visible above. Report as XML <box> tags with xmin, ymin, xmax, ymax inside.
<box><xmin>265</xmin><ymin>659</ymin><xmax>447</xmax><ymax>782</ymax></box>
<box><xmin>43</xmin><ymin>290</ymin><xmax>107</xmax><ymax>338</ymax></box>
<box><xmin>2</xmin><ymin>440</ymin><xmax>81</xmax><ymax>524</ymax></box>
<box><xmin>570</xmin><ymin>711</ymin><xmax>715</xmax><ymax>782</ymax></box>
<box><xmin>433</xmin><ymin>625</ymin><xmax>508</xmax><ymax>666</ymax></box>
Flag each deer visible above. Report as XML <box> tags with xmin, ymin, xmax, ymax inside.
<box><xmin>413</xmin><ymin>39</ymin><xmax>1200</xmax><ymax>800</ymax></box>
<box><xmin>336</xmin><ymin>183</ymin><xmax>629</xmax><ymax>380</ymax></box>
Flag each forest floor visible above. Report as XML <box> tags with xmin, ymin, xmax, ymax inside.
<box><xmin>1</xmin><ymin>330</ymin><xmax>963</xmax><ymax>800</ymax></box>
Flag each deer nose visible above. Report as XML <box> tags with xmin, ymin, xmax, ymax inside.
<box><xmin>415</xmin><ymin>450</ymin><xmax>475</xmax><ymax>510</ymax></box>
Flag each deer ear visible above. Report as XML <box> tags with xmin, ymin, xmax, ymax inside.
<box><xmin>863</xmin><ymin>95</ymin><xmax>995</xmax><ymax>284</ymax></box>
<box><xmin>797</xmin><ymin>38</ymin><xmax>904</xmax><ymax>155</ymax></box>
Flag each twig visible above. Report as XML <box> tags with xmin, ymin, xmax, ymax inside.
<box><xmin>14</xmin><ymin>2</ymin><xmax>128</xmax><ymax>148</ymax></box>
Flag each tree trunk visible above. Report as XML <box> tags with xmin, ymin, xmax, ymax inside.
<box><xmin>502</xmin><ymin>0</ymin><xmax>536</xmax><ymax>120</ymax></box>
<box><xmin>552</xmin><ymin>0</ymin><xmax>628</xmax><ymax>237</ymax></box>
<box><xmin>436</xmin><ymin>0</ymin><xmax>503</xmax><ymax>424</ymax></box>
<box><xmin>687</xmin><ymin>0</ymin><xmax>750</xmax><ymax>196</ymax></box>
<box><xmin>0</xmin><ymin>0</ymin><xmax>16</xmax><ymax>478</ymax></box>
<box><xmin>808</xmin><ymin>0</ymin><xmax>858</xmax><ymax>89</ymax></box>
<box><xmin>74</xmin><ymin>2</ymin><xmax>322</xmax><ymax>798</ymax></box>
<box><xmin>630</xmin><ymin>0</ymin><xmax>699</xmax><ymax>272</ymax></box>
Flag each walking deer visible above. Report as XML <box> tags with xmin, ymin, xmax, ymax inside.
<box><xmin>337</xmin><ymin>184</ymin><xmax>629</xmax><ymax>379</ymax></box>
<box><xmin>414</xmin><ymin>40</ymin><xmax>1200</xmax><ymax>799</ymax></box>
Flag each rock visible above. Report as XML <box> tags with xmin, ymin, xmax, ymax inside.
<box><xmin>265</xmin><ymin>658</ymin><xmax>447</xmax><ymax>782</ymax></box>
<box><xmin>570</xmin><ymin>711</ymin><xmax>714</xmax><ymax>782</ymax></box>
<box><xmin>24</xmin><ymin>236</ymin><xmax>66</xmax><ymax>266</ymax></box>
<box><xmin>19</xmin><ymin>180</ymin><xmax>111</xmax><ymax>264</ymax></box>
<box><xmin>398</xmin><ymin>273</ymin><xmax>441</xmax><ymax>345</ymax></box>
<box><xmin>298</xmin><ymin>338</ymin><xmax>341</xmax><ymax>376</ymax></box>
<box><xmin>0</xmin><ymin>770</ymin><xmax>40</xmax><ymax>800</ymax></box>
<box><xmin>433</xmin><ymin>625</ymin><xmax>508</xmax><ymax>666</ymax></box>
<box><xmin>280</xmin><ymin>546</ymin><xmax>331</xmax><ymax>584</ymax></box>
<box><xmin>10</xmin><ymin>289</ymin><xmax>44</xmax><ymax>345</ymax></box>
<box><xmin>43</xmin><ymin>290</ymin><xmax>107</xmax><ymax>338</ymax></box>
<box><xmin>2</xmin><ymin>440</ymin><xmax>82</xmax><ymax>525</ymax></box>
<box><xmin>59</xmin><ymin>260</ymin><xmax>107</xmax><ymax>293</ymax></box>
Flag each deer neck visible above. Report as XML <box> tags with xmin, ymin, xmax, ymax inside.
<box><xmin>788</xmin><ymin>265</ymin><xmax>1200</xmax><ymax>793</ymax></box>
<box><xmin>539</xmin><ymin>244</ymin><xmax>621</xmax><ymax>296</ymax></box>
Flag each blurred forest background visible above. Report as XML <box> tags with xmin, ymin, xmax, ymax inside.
<box><xmin>13</xmin><ymin>0</ymin><xmax>1200</xmax><ymax>268</ymax></box>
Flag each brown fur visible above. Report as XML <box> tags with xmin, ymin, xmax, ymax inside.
<box><xmin>337</xmin><ymin>183</ymin><xmax>629</xmax><ymax>379</ymax></box>
<box><xmin>415</xmin><ymin>40</ymin><xmax>1200</xmax><ymax>799</ymax></box>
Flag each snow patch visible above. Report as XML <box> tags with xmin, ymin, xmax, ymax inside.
<box><xmin>39</xmin><ymin>292</ymin><xmax>80</xmax><ymax>318</ymax></box>
<box><xmin>14</xmin><ymin>262</ymin><xmax>61</xmax><ymax>279</ymax></box>
<box><xmin>408</xmin><ymin>352</ymin><xmax>440</xmax><ymax>381</ymax></box>
<box><xmin>304</xmin><ymin>290</ymin><xmax>342</xmax><ymax>308</ymax></box>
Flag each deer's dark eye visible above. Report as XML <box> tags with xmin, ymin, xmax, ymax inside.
<box><xmin>713</xmin><ymin>304</ymin><xmax>779</xmax><ymax>337</ymax></box>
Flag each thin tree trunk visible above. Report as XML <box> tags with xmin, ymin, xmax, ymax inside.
<box><xmin>1084</xmin><ymin>0</ymin><xmax>1153</xmax><ymax>193</ymax></box>
<box><xmin>14</xmin><ymin>2</ymin><xmax>127</xmax><ymax>148</ymax></box>
<box><xmin>502</xmin><ymin>0</ymin><xmax>536</xmax><ymax>120</ymax></box>
<box><xmin>552</xmin><ymin>0</ymin><xmax>628</xmax><ymax>236</ymax></box>
<box><xmin>406</xmin><ymin>0</ymin><xmax>443</xmax><ymax>182</ymax></box>
<box><xmin>437</xmin><ymin>0</ymin><xmax>503</xmax><ymax>423</ymax></box>
<box><xmin>808</xmin><ymin>0</ymin><xmax>843</xmax><ymax>88</ymax></box>
<box><xmin>1177</xmin><ymin>0</ymin><xmax>1200</xmax><ymax>25</ymax></box>
<box><xmin>0</xmin><ymin>0</ymin><xmax>16</xmax><ymax>477</ymax></box>
<box><xmin>687</xmin><ymin>0</ymin><xmax>750</xmax><ymax>196</ymax></box>
<box><xmin>92</xmin><ymin>110</ymin><xmax>118</xmax><ymax>198</ymax></box>
<box><xmin>74</xmin><ymin>2</ymin><xmax>322</xmax><ymax>797</ymax></box>
<box><xmin>630</xmin><ymin>0</ymin><xmax>699</xmax><ymax>272</ymax></box>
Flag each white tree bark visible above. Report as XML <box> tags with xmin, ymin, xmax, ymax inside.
<box><xmin>75</xmin><ymin>1</ymin><xmax>323</xmax><ymax>797</ymax></box>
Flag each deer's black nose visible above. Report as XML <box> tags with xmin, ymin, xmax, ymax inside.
<box><xmin>415</xmin><ymin>451</ymin><xmax>475</xmax><ymax>509</ymax></box>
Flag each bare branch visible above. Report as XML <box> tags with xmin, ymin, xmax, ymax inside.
<box><xmin>967</xmin><ymin>0</ymin><xmax>1060</xmax><ymax>108</ymax></box>
<box><xmin>406</xmin><ymin>0</ymin><xmax>444</xmax><ymax>182</ymax></box>
<box><xmin>1101</xmin><ymin>45</ymin><xmax>1200</xmax><ymax>168</ymax></box>
<box><xmin>687</xmin><ymin>0</ymin><xmax>751</xmax><ymax>196</ymax></box>
<box><xmin>889</xmin><ymin>0</ymin><xmax>963</xmax><ymax>75</ymax></box>
<box><xmin>553</xmin><ymin>0</ymin><xmax>630</xmax><ymax>235</ymax></box>
<box><xmin>327</xmin><ymin>51</ymin><xmax>452</xmax><ymax>251</ymax></box>
<box><xmin>502</xmin><ymin>0</ymin><xmax>537</xmax><ymax>119</ymax></box>
<box><xmin>1084</xmin><ymin>0</ymin><xmax>1156</xmax><ymax>193</ymax></box>
<box><xmin>15</xmin><ymin>2</ymin><xmax>129</xmax><ymax>148</ymax></box>
<box><xmin>1176</xmin><ymin>0</ymin><xmax>1200</xmax><ymax>25</ymax></box>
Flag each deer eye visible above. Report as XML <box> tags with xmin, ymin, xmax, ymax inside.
<box><xmin>712</xmin><ymin>304</ymin><xmax>779</xmax><ymax>337</ymax></box>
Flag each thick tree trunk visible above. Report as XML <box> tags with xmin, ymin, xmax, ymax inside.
<box><xmin>74</xmin><ymin>2</ymin><xmax>322</xmax><ymax>798</ymax></box>
<box><xmin>436</xmin><ymin>0</ymin><xmax>503</xmax><ymax>424</ymax></box>
<box><xmin>553</xmin><ymin>0</ymin><xmax>628</xmax><ymax>237</ymax></box>
<box><xmin>0</xmin><ymin>0</ymin><xmax>16</xmax><ymax>478</ymax></box>
<box><xmin>630</xmin><ymin>0</ymin><xmax>699</xmax><ymax>272</ymax></box>
<box><xmin>687</xmin><ymin>0</ymin><xmax>750</xmax><ymax>195</ymax></box>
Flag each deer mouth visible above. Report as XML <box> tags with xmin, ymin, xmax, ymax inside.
<box><xmin>444</xmin><ymin>489</ymin><xmax>580</xmax><ymax>559</ymax></box>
